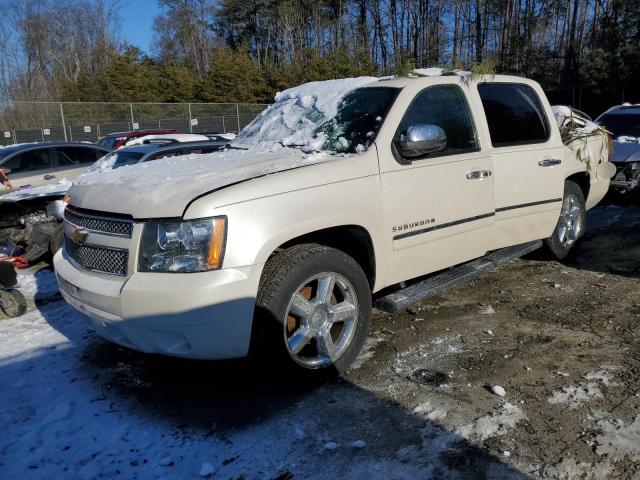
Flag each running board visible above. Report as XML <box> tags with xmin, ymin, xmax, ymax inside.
<box><xmin>375</xmin><ymin>240</ymin><xmax>543</xmax><ymax>313</ymax></box>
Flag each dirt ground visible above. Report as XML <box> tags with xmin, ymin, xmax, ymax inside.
<box><xmin>5</xmin><ymin>194</ymin><xmax>640</xmax><ymax>479</ymax></box>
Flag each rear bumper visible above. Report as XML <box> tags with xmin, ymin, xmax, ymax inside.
<box><xmin>54</xmin><ymin>249</ymin><xmax>262</xmax><ymax>359</ymax></box>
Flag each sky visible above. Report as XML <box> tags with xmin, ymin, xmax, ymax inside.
<box><xmin>119</xmin><ymin>0</ymin><xmax>162</xmax><ymax>54</ymax></box>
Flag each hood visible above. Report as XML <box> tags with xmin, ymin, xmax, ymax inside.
<box><xmin>68</xmin><ymin>145</ymin><xmax>336</xmax><ymax>218</ymax></box>
<box><xmin>612</xmin><ymin>141</ymin><xmax>640</xmax><ymax>164</ymax></box>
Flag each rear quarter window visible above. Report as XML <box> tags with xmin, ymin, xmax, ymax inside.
<box><xmin>478</xmin><ymin>83</ymin><xmax>550</xmax><ymax>147</ymax></box>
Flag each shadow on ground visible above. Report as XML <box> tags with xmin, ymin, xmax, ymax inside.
<box><xmin>0</xmin><ymin>269</ymin><xmax>535</xmax><ymax>479</ymax></box>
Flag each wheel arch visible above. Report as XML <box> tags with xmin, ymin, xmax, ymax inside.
<box><xmin>261</xmin><ymin>225</ymin><xmax>377</xmax><ymax>291</ymax></box>
<box><xmin>565</xmin><ymin>171</ymin><xmax>590</xmax><ymax>200</ymax></box>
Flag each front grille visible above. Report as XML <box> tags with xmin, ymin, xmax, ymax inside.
<box><xmin>64</xmin><ymin>237</ymin><xmax>128</xmax><ymax>276</ymax></box>
<box><xmin>64</xmin><ymin>208</ymin><xmax>133</xmax><ymax>237</ymax></box>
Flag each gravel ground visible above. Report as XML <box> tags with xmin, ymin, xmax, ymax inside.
<box><xmin>2</xmin><ymin>198</ymin><xmax>639</xmax><ymax>479</ymax></box>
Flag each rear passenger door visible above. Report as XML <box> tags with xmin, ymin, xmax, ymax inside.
<box><xmin>476</xmin><ymin>82</ymin><xmax>565</xmax><ymax>248</ymax></box>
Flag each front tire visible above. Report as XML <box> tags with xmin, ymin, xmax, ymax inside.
<box><xmin>253</xmin><ymin>244</ymin><xmax>371</xmax><ymax>379</ymax></box>
<box><xmin>544</xmin><ymin>180</ymin><xmax>586</xmax><ymax>260</ymax></box>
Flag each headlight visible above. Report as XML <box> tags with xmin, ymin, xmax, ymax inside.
<box><xmin>138</xmin><ymin>217</ymin><xmax>226</xmax><ymax>273</ymax></box>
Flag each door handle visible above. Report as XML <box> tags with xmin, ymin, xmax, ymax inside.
<box><xmin>466</xmin><ymin>170</ymin><xmax>492</xmax><ymax>180</ymax></box>
<box><xmin>538</xmin><ymin>159</ymin><xmax>562</xmax><ymax>167</ymax></box>
<box><xmin>42</xmin><ymin>174</ymin><xmax>56</xmax><ymax>180</ymax></box>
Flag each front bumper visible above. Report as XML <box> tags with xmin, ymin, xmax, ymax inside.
<box><xmin>54</xmin><ymin>249</ymin><xmax>263</xmax><ymax>359</ymax></box>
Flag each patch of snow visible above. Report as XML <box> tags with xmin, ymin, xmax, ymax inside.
<box><xmin>491</xmin><ymin>385</ymin><xmax>506</xmax><ymax>397</ymax></box>
<box><xmin>616</xmin><ymin>135</ymin><xmax>639</xmax><ymax>143</ymax></box>
<box><xmin>456</xmin><ymin>403</ymin><xmax>525</xmax><ymax>441</ymax></box>
<box><xmin>349</xmin><ymin>336</ymin><xmax>384</xmax><ymax>370</ymax></box>
<box><xmin>543</xmin><ymin>458</ymin><xmax>613</xmax><ymax>479</ymax></box>
<box><xmin>478</xmin><ymin>305</ymin><xmax>495</xmax><ymax>315</ymax></box>
<box><xmin>547</xmin><ymin>383</ymin><xmax>602</xmax><ymax>407</ymax></box>
<box><xmin>595</xmin><ymin>417</ymin><xmax>640</xmax><ymax>461</ymax></box>
<box><xmin>547</xmin><ymin>368</ymin><xmax>620</xmax><ymax>408</ymax></box>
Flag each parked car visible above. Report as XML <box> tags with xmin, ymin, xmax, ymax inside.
<box><xmin>87</xmin><ymin>139</ymin><xmax>230</xmax><ymax>172</ymax></box>
<box><xmin>55</xmin><ymin>74</ymin><xmax>613</xmax><ymax>379</ymax></box>
<box><xmin>0</xmin><ymin>139</ymin><xmax>229</xmax><ymax>263</ymax></box>
<box><xmin>596</xmin><ymin>104</ymin><xmax>640</xmax><ymax>193</ymax></box>
<box><xmin>96</xmin><ymin>129</ymin><xmax>181</xmax><ymax>150</ymax></box>
<box><xmin>0</xmin><ymin>142</ymin><xmax>108</xmax><ymax>196</ymax></box>
<box><xmin>121</xmin><ymin>133</ymin><xmax>210</xmax><ymax>148</ymax></box>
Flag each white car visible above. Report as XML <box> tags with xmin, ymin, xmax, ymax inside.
<box><xmin>55</xmin><ymin>73</ymin><xmax>613</xmax><ymax>379</ymax></box>
<box><xmin>119</xmin><ymin>134</ymin><xmax>210</xmax><ymax>148</ymax></box>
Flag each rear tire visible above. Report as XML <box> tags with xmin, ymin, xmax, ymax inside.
<box><xmin>253</xmin><ymin>244</ymin><xmax>371</xmax><ymax>380</ymax></box>
<box><xmin>544</xmin><ymin>180</ymin><xmax>586</xmax><ymax>260</ymax></box>
<box><xmin>1</xmin><ymin>289</ymin><xmax>27</xmax><ymax>318</ymax></box>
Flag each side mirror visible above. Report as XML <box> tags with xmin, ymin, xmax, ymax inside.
<box><xmin>399</xmin><ymin>124</ymin><xmax>447</xmax><ymax>158</ymax></box>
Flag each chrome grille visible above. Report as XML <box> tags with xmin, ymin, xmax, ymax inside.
<box><xmin>64</xmin><ymin>237</ymin><xmax>128</xmax><ymax>276</ymax></box>
<box><xmin>64</xmin><ymin>208</ymin><xmax>133</xmax><ymax>237</ymax></box>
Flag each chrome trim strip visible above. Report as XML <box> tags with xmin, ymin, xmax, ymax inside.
<box><xmin>393</xmin><ymin>212</ymin><xmax>495</xmax><ymax>241</ymax></box>
<box><xmin>495</xmin><ymin>198</ymin><xmax>562</xmax><ymax>212</ymax></box>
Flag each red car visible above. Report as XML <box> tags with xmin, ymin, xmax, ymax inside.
<box><xmin>96</xmin><ymin>129</ymin><xmax>182</xmax><ymax>150</ymax></box>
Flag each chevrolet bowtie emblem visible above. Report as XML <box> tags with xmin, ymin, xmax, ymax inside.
<box><xmin>64</xmin><ymin>223</ymin><xmax>89</xmax><ymax>245</ymax></box>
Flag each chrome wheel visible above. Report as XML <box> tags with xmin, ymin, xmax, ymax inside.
<box><xmin>284</xmin><ymin>272</ymin><xmax>359</xmax><ymax>369</ymax></box>
<box><xmin>556</xmin><ymin>193</ymin><xmax>584</xmax><ymax>247</ymax></box>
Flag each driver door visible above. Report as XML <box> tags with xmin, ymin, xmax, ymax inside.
<box><xmin>379</xmin><ymin>84</ymin><xmax>495</xmax><ymax>285</ymax></box>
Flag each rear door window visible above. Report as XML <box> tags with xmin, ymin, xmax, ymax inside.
<box><xmin>477</xmin><ymin>83</ymin><xmax>550</xmax><ymax>147</ymax></box>
<box><xmin>57</xmin><ymin>147</ymin><xmax>100</xmax><ymax>166</ymax></box>
<box><xmin>1</xmin><ymin>148</ymin><xmax>52</xmax><ymax>173</ymax></box>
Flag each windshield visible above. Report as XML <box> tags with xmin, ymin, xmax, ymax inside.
<box><xmin>97</xmin><ymin>136</ymin><xmax>119</xmax><ymax>150</ymax></box>
<box><xmin>314</xmin><ymin>87</ymin><xmax>399</xmax><ymax>153</ymax></box>
<box><xmin>597</xmin><ymin>113</ymin><xmax>640</xmax><ymax>138</ymax></box>
<box><xmin>85</xmin><ymin>150</ymin><xmax>145</xmax><ymax>173</ymax></box>
<box><xmin>235</xmin><ymin>84</ymin><xmax>399</xmax><ymax>153</ymax></box>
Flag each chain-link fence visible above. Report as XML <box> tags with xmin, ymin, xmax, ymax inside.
<box><xmin>0</xmin><ymin>101</ymin><xmax>269</xmax><ymax>146</ymax></box>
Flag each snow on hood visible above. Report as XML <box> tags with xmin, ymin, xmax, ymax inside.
<box><xmin>233</xmin><ymin>76</ymin><xmax>378</xmax><ymax>150</ymax></box>
<box><xmin>0</xmin><ymin>179</ymin><xmax>71</xmax><ymax>203</ymax></box>
<box><xmin>69</xmin><ymin>144</ymin><xmax>335</xmax><ymax>217</ymax></box>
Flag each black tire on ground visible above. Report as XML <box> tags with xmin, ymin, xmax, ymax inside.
<box><xmin>253</xmin><ymin>244</ymin><xmax>372</xmax><ymax>380</ymax></box>
<box><xmin>1</xmin><ymin>289</ymin><xmax>27</xmax><ymax>318</ymax></box>
<box><xmin>544</xmin><ymin>180</ymin><xmax>587</xmax><ymax>260</ymax></box>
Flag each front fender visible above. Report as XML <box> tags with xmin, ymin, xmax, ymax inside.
<box><xmin>185</xmin><ymin>175</ymin><xmax>389</xmax><ymax>291</ymax></box>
